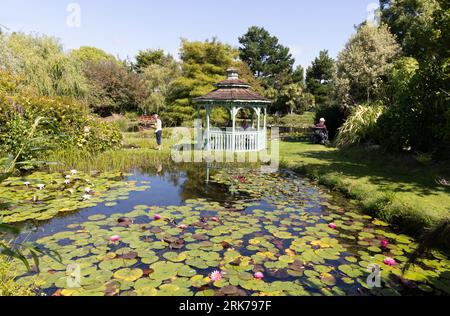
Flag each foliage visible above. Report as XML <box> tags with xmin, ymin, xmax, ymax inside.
<box><xmin>385</xmin><ymin>57</ymin><xmax>420</xmax><ymax>103</ymax></box>
<box><xmin>134</xmin><ymin>49</ymin><xmax>176</xmax><ymax>73</ymax></box>
<box><xmin>276</xmin><ymin>83</ymin><xmax>315</xmax><ymax>115</ymax></box>
<box><xmin>70</xmin><ymin>46</ymin><xmax>117</xmax><ymax>65</ymax></box>
<box><xmin>380</xmin><ymin>0</ymin><xmax>442</xmax><ymax>59</ymax></box>
<box><xmin>141</xmin><ymin>57</ymin><xmax>181</xmax><ymax>115</ymax></box>
<box><xmin>239</xmin><ymin>26</ymin><xmax>295</xmax><ymax>89</ymax></box>
<box><xmin>377</xmin><ymin>0</ymin><xmax>450</xmax><ymax>156</ymax></box>
<box><xmin>334</xmin><ymin>24</ymin><xmax>401</xmax><ymax>111</ymax></box>
<box><xmin>306</xmin><ymin>50</ymin><xmax>335</xmax><ymax>107</ymax></box>
<box><xmin>292</xmin><ymin>65</ymin><xmax>305</xmax><ymax>86</ymax></box>
<box><xmin>336</xmin><ymin>104</ymin><xmax>385</xmax><ymax>148</ymax></box>
<box><xmin>83</xmin><ymin>60</ymin><xmax>149</xmax><ymax>116</ymax></box>
<box><xmin>165</xmin><ymin>38</ymin><xmax>237</xmax><ymax>126</ymax></box>
<box><xmin>0</xmin><ymin>257</ymin><xmax>36</xmax><ymax>296</ymax></box>
<box><xmin>0</xmin><ymin>94</ymin><xmax>122</xmax><ymax>161</ymax></box>
<box><xmin>0</xmin><ymin>33</ymin><xmax>88</xmax><ymax>98</ymax></box>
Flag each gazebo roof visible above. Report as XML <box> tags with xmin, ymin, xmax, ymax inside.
<box><xmin>194</xmin><ymin>69</ymin><xmax>271</xmax><ymax>106</ymax></box>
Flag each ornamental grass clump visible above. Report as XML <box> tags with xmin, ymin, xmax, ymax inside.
<box><xmin>336</xmin><ymin>104</ymin><xmax>385</xmax><ymax>148</ymax></box>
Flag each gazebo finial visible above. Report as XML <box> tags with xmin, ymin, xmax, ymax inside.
<box><xmin>226</xmin><ymin>68</ymin><xmax>239</xmax><ymax>80</ymax></box>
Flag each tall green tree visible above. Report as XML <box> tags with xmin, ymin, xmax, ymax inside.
<box><xmin>292</xmin><ymin>65</ymin><xmax>305</xmax><ymax>86</ymax></box>
<box><xmin>334</xmin><ymin>23</ymin><xmax>401</xmax><ymax>111</ymax></box>
<box><xmin>305</xmin><ymin>50</ymin><xmax>335</xmax><ymax>107</ymax></box>
<box><xmin>134</xmin><ymin>49</ymin><xmax>176</xmax><ymax>73</ymax></box>
<box><xmin>276</xmin><ymin>83</ymin><xmax>314</xmax><ymax>115</ymax></box>
<box><xmin>238</xmin><ymin>26</ymin><xmax>295</xmax><ymax>89</ymax></box>
<box><xmin>165</xmin><ymin>38</ymin><xmax>237</xmax><ymax>126</ymax></box>
<box><xmin>141</xmin><ymin>58</ymin><xmax>181</xmax><ymax>115</ymax></box>
<box><xmin>0</xmin><ymin>33</ymin><xmax>88</xmax><ymax>98</ymax></box>
<box><xmin>70</xmin><ymin>46</ymin><xmax>117</xmax><ymax>65</ymax></box>
<box><xmin>377</xmin><ymin>0</ymin><xmax>450</xmax><ymax>155</ymax></box>
<box><xmin>83</xmin><ymin>60</ymin><xmax>148</xmax><ymax>116</ymax></box>
<box><xmin>380</xmin><ymin>0</ymin><xmax>441</xmax><ymax>59</ymax></box>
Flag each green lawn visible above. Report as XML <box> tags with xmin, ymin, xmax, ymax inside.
<box><xmin>280</xmin><ymin>141</ymin><xmax>450</xmax><ymax>235</ymax></box>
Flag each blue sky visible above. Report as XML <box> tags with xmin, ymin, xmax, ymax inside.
<box><xmin>0</xmin><ymin>0</ymin><xmax>376</xmax><ymax>68</ymax></box>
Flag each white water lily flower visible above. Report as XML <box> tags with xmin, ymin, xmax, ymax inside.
<box><xmin>64</xmin><ymin>179</ymin><xmax>70</xmax><ymax>185</ymax></box>
<box><xmin>37</xmin><ymin>184</ymin><xmax>45</xmax><ymax>190</ymax></box>
<box><xmin>84</xmin><ymin>187</ymin><xmax>92</xmax><ymax>193</ymax></box>
<box><xmin>83</xmin><ymin>194</ymin><xmax>91</xmax><ymax>200</ymax></box>
<box><xmin>65</xmin><ymin>175</ymin><xmax>72</xmax><ymax>179</ymax></box>
<box><xmin>70</xmin><ymin>170</ymin><xmax>78</xmax><ymax>175</ymax></box>
<box><xmin>24</xmin><ymin>181</ymin><xmax>30</xmax><ymax>187</ymax></box>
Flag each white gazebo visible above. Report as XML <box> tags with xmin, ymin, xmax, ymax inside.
<box><xmin>194</xmin><ymin>69</ymin><xmax>271</xmax><ymax>152</ymax></box>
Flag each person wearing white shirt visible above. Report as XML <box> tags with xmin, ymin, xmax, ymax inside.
<box><xmin>153</xmin><ymin>114</ymin><xmax>163</xmax><ymax>151</ymax></box>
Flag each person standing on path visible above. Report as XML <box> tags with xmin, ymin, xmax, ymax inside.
<box><xmin>153</xmin><ymin>114</ymin><xmax>163</xmax><ymax>151</ymax></box>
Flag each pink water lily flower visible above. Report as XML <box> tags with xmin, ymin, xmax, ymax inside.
<box><xmin>210</xmin><ymin>270</ymin><xmax>222</xmax><ymax>282</ymax></box>
<box><xmin>154</xmin><ymin>214</ymin><xmax>162</xmax><ymax>220</ymax></box>
<box><xmin>328</xmin><ymin>223</ymin><xmax>337</xmax><ymax>229</ymax></box>
<box><xmin>384</xmin><ymin>257</ymin><xmax>397</xmax><ymax>266</ymax></box>
<box><xmin>211</xmin><ymin>217</ymin><xmax>219</xmax><ymax>222</ymax></box>
<box><xmin>381</xmin><ymin>239</ymin><xmax>389</xmax><ymax>248</ymax></box>
<box><xmin>254</xmin><ymin>272</ymin><xmax>264</xmax><ymax>280</ymax></box>
<box><xmin>110</xmin><ymin>235</ymin><xmax>121</xmax><ymax>243</ymax></box>
<box><xmin>178</xmin><ymin>224</ymin><xmax>188</xmax><ymax>230</ymax></box>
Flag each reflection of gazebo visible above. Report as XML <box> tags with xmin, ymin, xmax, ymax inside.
<box><xmin>194</xmin><ymin>69</ymin><xmax>271</xmax><ymax>152</ymax></box>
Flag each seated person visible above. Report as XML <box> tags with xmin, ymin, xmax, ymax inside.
<box><xmin>313</xmin><ymin>118</ymin><xmax>329</xmax><ymax>145</ymax></box>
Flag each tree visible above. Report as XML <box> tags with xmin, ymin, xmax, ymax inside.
<box><xmin>83</xmin><ymin>60</ymin><xmax>148</xmax><ymax>116</ymax></box>
<box><xmin>305</xmin><ymin>50</ymin><xmax>335</xmax><ymax>107</ymax></box>
<box><xmin>274</xmin><ymin>83</ymin><xmax>315</xmax><ymax>115</ymax></box>
<box><xmin>70</xmin><ymin>46</ymin><xmax>117</xmax><ymax>65</ymax></box>
<box><xmin>141</xmin><ymin>59</ymin><xmax>181</xmax><ymax>115</ymax></box>
<box><xmin>377</xmin><ymin>0</ymin><xmax>450</xmax><ymax>155</ymax></box>
<box><xmin>239</xmin><ymin>26</ymin><xmax>295</xmax><ymax>89</ymax></box>
<box><xmin>0</xmin><ymin>33</ymin><xmax>88</xmax><ymax>98</ymax></box>
<box><xmin>134</xmin><ymin>49</ymin><xmax>176</xmax><ymax>73</ymax></box>
<box><xmin>165</xmin><ymin>38</ymin><xmax>237</xmax><ymax>126</ymax></box>
<box><xmin>334</xmin><ymin>23</ymin><xmax>401</xmax><ymax>111</ymax></box>
<box><xmin>292</xmin><ymin>65</ymin><xmax>305</xmax><ymax>86</ymax></box>
<box><xmin>380</xmin><ymin>0</ymin><xmax>441</xmax><ymax>60</ymax></box>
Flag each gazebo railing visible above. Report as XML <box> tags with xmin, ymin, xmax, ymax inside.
<box><xmin>206</xmin><ymin>129</ymin><xmax>266</xmax><ymax>152</ymax></box>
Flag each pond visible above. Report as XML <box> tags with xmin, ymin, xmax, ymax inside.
<box><xmin>2</xmin><ymin>162</ymin><xmax>450</xmax><ymax>296</ymax></box>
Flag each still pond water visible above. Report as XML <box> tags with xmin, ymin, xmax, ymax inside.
<box><xmin>7</xmin><ymin>162</ymin><xmax>450</xmax><ymax>296</ymax></box>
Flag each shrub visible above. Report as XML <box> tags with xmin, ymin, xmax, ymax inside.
<box><xmin>335</xmin><ymin>104</ymin><xmax>385</xmax><ymax>148</ymax></box>
<box><xmin>0</xmin><ymin>94</ymin><xmax>122</xmax><ymax>162</ymax></box>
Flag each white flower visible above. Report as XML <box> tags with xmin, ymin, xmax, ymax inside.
<box><xmin>84</xmin><ymin>187</ymin><xmax>92</xmax><ymax>193</ymax></box>
<box><xmin>37</xmin><ymin>184</ymin><xmax>45</xmax><ymax>190</ymax></box>
<box><xmin>70</xmin><ymin>170</ymin><xmax>78</xmax><ymax>175</ymax></box>
<box><xmin>64</xmin><ymin>179</ymin><xmax>70</xmax><ymax>185</ymax></box>
<box><xmin>83</xmin><ymin>194</ymin><xmax>91</xmax><ymax>201</ymax></box>
<box><xmin>24</xmin><ymin>181</ymin><xmax>30</xmax><ymax>187</ymax></box>
<box><xmin>65</xmin><ymin>175</ymin><xmax>72</xmax><ymax>179</ymax></box>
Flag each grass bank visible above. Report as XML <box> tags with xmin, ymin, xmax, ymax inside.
<box><xmin>280</xmin><ymin>141</ymin><xmax>450</xmax><ymax>240</ymax></box>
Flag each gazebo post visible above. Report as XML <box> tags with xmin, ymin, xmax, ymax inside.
<box><xmin>206</xmin><ymin>105</ymin><xmax>211</xmax><ymax>151</ymax></box>
<box><xmin>231</xmin><ymin>106</ymin><xmax>236</xmax><ymax>152</ymax></box>
<box><xmin>255</xmin><ymin>107</ymin><xmax>261</xmax><ymax>151</ymax></box>
<box><xmin>263</xmin><ymin>107</ymin><xmax>267</xmax><ymax>150</ymax></box>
